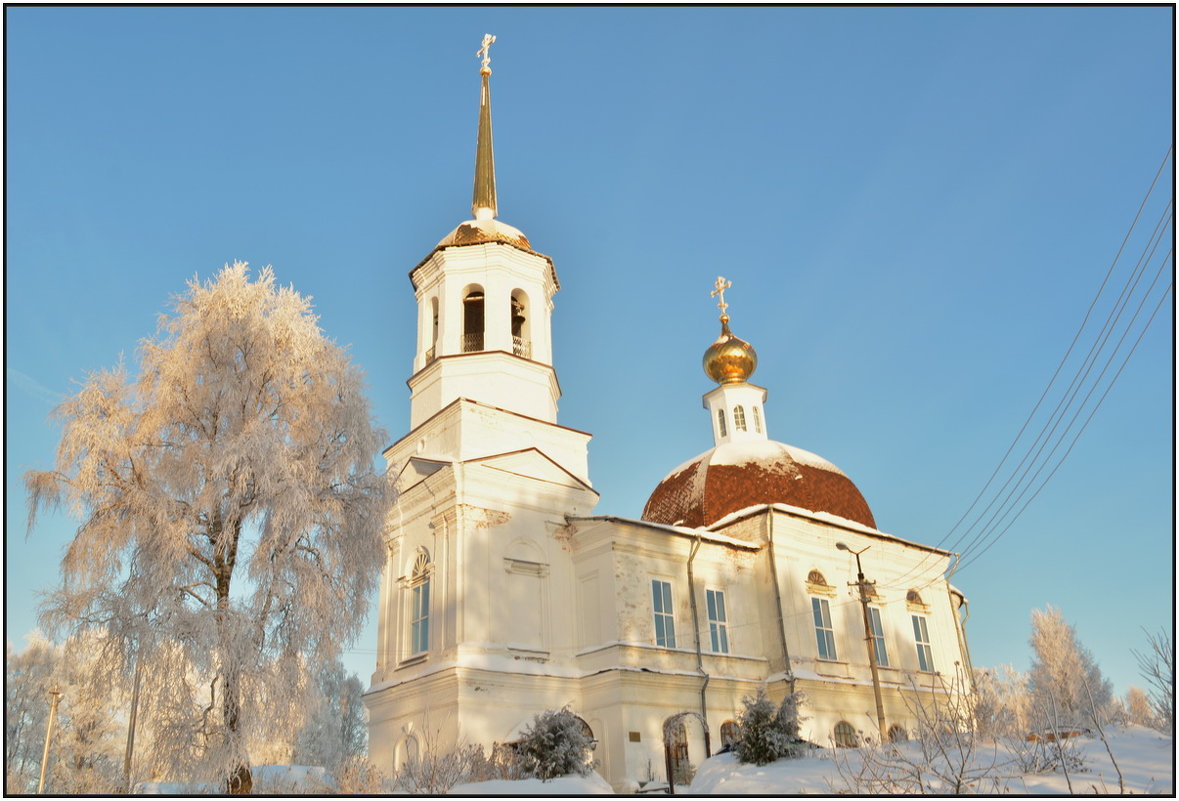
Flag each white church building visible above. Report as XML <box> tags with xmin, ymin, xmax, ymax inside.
<box><xmin>363</xmin><ymin>39</ymin><xmax>974</xmax><ymax>792</ymax></box>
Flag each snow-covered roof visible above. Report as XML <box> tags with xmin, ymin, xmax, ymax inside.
<box><xmin>642</xmin><ymin>439</ymin><xmax>877</xmax><ymax>530</ymax></box>
<box><xmin>566</xmin><ymin>514</ymin><xmax>762</xmax><ymax>551</ymax></box>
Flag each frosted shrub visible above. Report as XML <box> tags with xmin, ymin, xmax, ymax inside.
<box><xmin>732</xmin><ymin>688</ymin><xmax>806</xmax><ymax>765</ymax></box>
<box><xmin>397</xmin><ymin>741</ymin><xmax>488</xmax><ymax>794</ymax></box>
<box><xmin>334</xmin><ymin>756</ymin><xmax>392</xmax><ymax>794</ymax></box>
<box><xmin>516</xmin><ymin>708</ymin><xmax>593</xmax><ymax>781</ymax></box>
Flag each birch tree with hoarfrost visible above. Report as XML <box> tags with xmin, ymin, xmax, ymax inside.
<box><xmin>25</xmin><ymin>262</ymin><xmax>391</xmax><ymax>793</ymax></box>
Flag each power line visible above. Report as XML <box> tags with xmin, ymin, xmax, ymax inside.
<box><xmin>952</xmin><ymin>221</ymin><xmax>1172</xmax><ymax>565</ymax></box>
<box><xmin>936</xmin><ymin>146</ymin><xmax>1173</xmax><ymax>553</ymax></box>
<box><xmin>889</xmin><ymin>146</ymin><xmax>1173</xmax><ymax>589</ymax></box>
<box><xmin>956</xmin><ymin>277</ymin><xmax>1173</xmax><ymax>573</ymax></box>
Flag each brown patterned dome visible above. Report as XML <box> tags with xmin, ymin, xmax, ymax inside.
<box><xmin>641</xmin><ymin>440</ymin><xmax>876</xmax><ymax>529</ymax></box>
<box><xmin>436</xmin><ymin>218</ymin><xmax>533</xmax><ymax>251</ymax></box>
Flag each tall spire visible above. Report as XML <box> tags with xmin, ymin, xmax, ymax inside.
<box><xmin>472</xmin><ymin>33</ymin><xmax>498</xmax><ymax>221</ymax></box>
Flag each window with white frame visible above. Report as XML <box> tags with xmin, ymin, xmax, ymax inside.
<box><xmin>706</xmin><ymin>589</ymin><xmax>729</xmax><ymax>654</ymax></box>
<box><xmin>752</xmin><ymin>405</ymin><xmax>762</xmax><ymax>433</ymax></box>
<box><xmin>812</xmin><ymin>597</ymin><xmax>837</xmax><ymax>660</ymax></box>
<box><xmin>733</xmin><ymin>405</ymin><xmax>747</xmax><ymax>432</ymax></box>
<box><xmin>408</xmin><ymin>551</ymin><xmax>431</xmax><ymax>656</ymax></box>
<box><xmin>651</xmin><ymin>579</ymin><xmax>676</xmax><ymax>648</ymax></box>
<box><xmin>868</xmin><ymin>607</ymin><xmax>889</xmax><ymax>667</ymax></box>
<box><xmin>912</xmin><ymin>615</ymin><xmax>934</xmax><ymax>672</ymax></box>
<box><xmin>717</xmin><ymin>409</ymin><xmax>727</xmax><ymax>438</ymax></box>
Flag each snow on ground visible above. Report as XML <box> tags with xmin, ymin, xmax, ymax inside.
<box><xmin>687</xmin><ymin>725</ymin><xmax>1173</xmax><ymax>795</ymax></box>
<box><xmin>450</xmin><ymin>771</ymin><xmax>614</xmax><ymax>794</ymax></box>
<box><xmin>134</xmin><ymin>765</ymin><xmax>336</xmax><ymax>795</ymax></box>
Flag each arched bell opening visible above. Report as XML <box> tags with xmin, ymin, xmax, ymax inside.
<box><xmin>427</xmin><ymin>296</ymin><xmax>440</xmax><ymax>363</ymax></box>
<box><xmin>510</xmin><ymin>289</ymin><xmax>531</xmax><ymax>358</ymax></box>
<box><xmin>462</xmin><ymin>285</ymin><xmax>485</xmax><ymax>353</ymax></box>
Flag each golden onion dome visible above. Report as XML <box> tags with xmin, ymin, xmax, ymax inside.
<box><xmin>703</xmin><ymin>319</ymin><xmax>757</xmax><ymax>384</ymax></box>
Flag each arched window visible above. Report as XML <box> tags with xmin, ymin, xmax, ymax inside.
<box><xmin>888</xmin><ymin>724</ymin><xmax>908</xmax><ymax>743</ymax></box>
<box><xmin>906</xmin><ymin>590</ymin><xmax>924</xmax><ymax>605</ymax></box>
<box><xmin>833</xmin><ymin>721</ymin><xmax>859</xmax><ymax>748</ymax></box>
<box><xmin>720</xmin><ymin>720</ymin><xmax>738</xmax><ymax>748</ymax></box>
<box><xmin>717</xmin><ymin>409</ymin><xmax>727</xmax><ymax>438</ymax></box>
<box><xmin>510</xmin><ymin>289</ymin><xmax>531</xmax><ymax>358</ymax></box>
<box><xmin>462</xmin><ymin>286</ymin><xmax>485</xmax><ymax>352</ymax></box>
<box><xmin>409</xmin><ymin>550</ymin><xmax>431</xmax><ymax>655</ymax></box>
<box><xmin>733</xmin><ymin>405</ymin><xmax>747</xmax><ymax>432</ymax></box>
<box><xmin>752</xmin><ymin>406</ymin><xmax>762</xmax><ymax>433</ymax></box>
<box><xmin>807</xmin><ymin>570</ymin><xmax>828</xmax><ymax>586</ymax></box>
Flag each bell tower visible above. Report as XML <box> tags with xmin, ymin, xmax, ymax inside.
<box><xmin>406</xmin><ymin>34</ymin><xmax>560</xmax><ymax>430</ymax></box>
<box><xmin>367</xmin><ymin>37</ymin><xmax>599</xmax><ymax>768</ymax></box>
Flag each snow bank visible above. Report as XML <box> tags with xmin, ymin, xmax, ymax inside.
<box><xmin>450</xmin><ymin>771</ymin><xmax>614</xmax><ymax>795</ymax></box>
<box><xmin>687</xmin><ymin>725</ymin><xmax>1173</xmax><ymax>795</ymax></box>
<box><xmin>688</xmin><ymin>750</ymin><xmax>840</xmax><ymax>795</ymax></box>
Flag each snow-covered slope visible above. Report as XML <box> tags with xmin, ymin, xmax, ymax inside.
<box><xmin>687</xmin><ymin>725</ymin><xmax>1173</xmax><ymax>795</ymax></box>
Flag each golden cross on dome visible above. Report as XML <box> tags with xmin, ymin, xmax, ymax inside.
<box><xmin>711</xmin><ymin>276</ymin><xmax>732</xmax><ymax>322</ymax></box>
<box><xmin>477</xmin><ymin>33</ymin><xmax>496</xmax><ymax>74</ymax></box>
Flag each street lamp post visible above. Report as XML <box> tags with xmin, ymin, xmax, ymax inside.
<box><xmin>837</xmin><ymin>542</ymin><xmax>888</xmax><ymax>744</ymax></box>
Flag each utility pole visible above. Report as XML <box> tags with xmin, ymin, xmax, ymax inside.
<box><xmin>37</xmin><ymin>685</ymin><xmax>63</xmax><ymax>794</ymax></box>
<box><xmin>837</xmin><ymin>542</ymin><xmax>887</xmax><ymax>743</ymax></box>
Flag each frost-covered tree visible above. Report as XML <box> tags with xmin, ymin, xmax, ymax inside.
<box><xmin>5</xmin><ymin>632</ymin><xmax>126</xmax><ymax>794</ymax></box>
<box><xmin>1027</xmin><ymin>606</ymin><xmax>1112</xmax><ymax>730</ymax></box>
<box><xmin>25</xmin><ymin>263</ymin><xmax>392</xmax><ymax>793</ymax></box>
<box><xmin>731</xmin><ymin>687</ymin><xmax>806</xmax><ymax>765</ymax></box>
<box><xmin>6</xmin><ymin>635</ymin><xmax>60</xmax><ymax>792</ymax></box>
<box><xmin>290</xmin><ymin>660</ymin><xmax>367</xmax><ymax>771</ymax></box>
<box><xmin>516</xmin><ymin>708</ymin><xmax>594</xmax><ymax>781</ymax></box>
<box><xmin>1122</xmin><ymin>686</ymin><xmax>1157</xmax><ymax>729</ymax></box>
<box><xmin>972</xmin><ymin>664</ymin><xmax>1031</xmax><ymax>738</ymax></box>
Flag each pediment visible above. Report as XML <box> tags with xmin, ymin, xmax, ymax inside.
<box><xmin>467</xmin><ymin>448</ymin><xmax>595</xmax><ymax>493</ymax></box>
<box><xmin>394</xmin><ymin>456</ymin><xmax>449</xmax><ymax>492</ymax></box>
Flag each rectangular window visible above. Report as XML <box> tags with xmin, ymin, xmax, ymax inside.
<box><xmin>912</xmin><ymin>615</ymin><xmax>933</xmax><ymax>672</ymax></box>
<box><xmin>868</xmin><ymin>607</ymin><xmax>889</xmax><ymax>667</ymax></box>
<box><xmin>706</xmin><ymin>589</ymin><xmax>729</xmax><ymax>654</ymax></box>
<box><xmin>812</xmin><ymin>597</ymin><xmax>837</xmax><ymax>661</ymax></box>
<box><xmin>652</xmin><ymin>579</ymin><xmax>676</xmax><ymax>648</ymax></box>
<box><xmin>410</xmin><ymin>579</ymin><xmax>430</xmax><ymax>655</ymax></box>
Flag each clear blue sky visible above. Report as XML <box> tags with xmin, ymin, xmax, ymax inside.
<box><xmin>7</xmin><ymin>7</ymin><xmax>1173</xmax><ymax>697</ymax></box>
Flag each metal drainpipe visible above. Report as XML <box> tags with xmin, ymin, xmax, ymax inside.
<box><xmin>951</xmin><ymin>587</ymin><xmax>975</xmax><ymax>691</ymax></box>
<box><xmin>945</xmin><ymin>553</ymin><xmax>975</xmax><ymax>692</ymax></box>
<box><xmin>766</xmin><ymin>512</ymin><xmax>795</xmax><ymax>694</ymax></box>
<box><xmin>686</xmin><ymin>533</ymin><xmax>712</xmax><ymax>757</ymax></box>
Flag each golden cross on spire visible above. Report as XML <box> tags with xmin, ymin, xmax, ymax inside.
<box><xmin>711</xmin><ymin>276</ymin><xmax>732</xmax><ymax>323</ymax></box>
<box><xmin>477</xmin><ymin>33</ymin><xmax>496</xmax><ymax>74</ymax></box>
